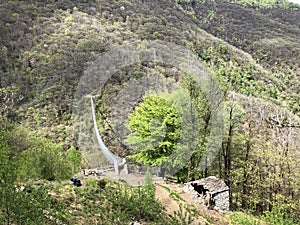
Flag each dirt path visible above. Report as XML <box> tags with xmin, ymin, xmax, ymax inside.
<box><xmin>155</xmin><ymin>183</ymin><xmax>230</xmax><ymax>225</ymax></box>
<box><xmin>155</xmin><ymin>184</ymin><xmax>181</xmax><ymax>215</ymax></box>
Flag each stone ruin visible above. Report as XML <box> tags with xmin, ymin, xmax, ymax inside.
<box><xmin>183</xmin><ymin>176</ymin><xmax>229</xmax><ymax>211</ymax></box>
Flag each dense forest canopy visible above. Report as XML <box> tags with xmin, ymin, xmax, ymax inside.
<box><xmin>0</xmin><ymin>0</ymin><xmax>299</xmax><ymax>224</ymax></box>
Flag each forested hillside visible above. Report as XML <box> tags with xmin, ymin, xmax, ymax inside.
<box><xmin>0</xmin><ymin>0</ymin><xmax>299</xmax><ymax>224</ymax></box>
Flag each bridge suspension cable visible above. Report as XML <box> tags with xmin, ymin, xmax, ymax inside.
<box><xmin>90</xmin><ymin>96</ymin><xmax>122</xmax><ymax>164</ymax></box>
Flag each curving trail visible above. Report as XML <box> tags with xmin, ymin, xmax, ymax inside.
<box><xmin>155</xmin><ymin>183</ymin><xmax>230</xmax><ymax>225</ymax></box>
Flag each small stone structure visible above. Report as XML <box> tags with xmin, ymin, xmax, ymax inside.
<box><xmin>183</xmin><ymin>176</ymin><xmax>229</xmax><ymax>211</ymax></box>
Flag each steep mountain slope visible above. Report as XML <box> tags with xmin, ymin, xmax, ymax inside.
<box><xmin>1</xmin><ymin>0</ymin><xmax>299</xmax><ymax>131</ymax></box>
<box><xmin>1</xmin><ymin>0</ymin><xmax>300</xmax><ymax>223</ymax></box>
<box><xmin>177</xmin><ymin>0</ymin><xmax>300</xmax><ymax>109</ymax></box>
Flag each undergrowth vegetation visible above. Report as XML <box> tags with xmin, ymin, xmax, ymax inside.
<box><xmin>229</xmin><ymin>205</ymin><xmax>298</xmax><ymax>225</ymax></box>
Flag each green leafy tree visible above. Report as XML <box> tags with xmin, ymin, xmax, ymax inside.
<box><xmin>66</xmin><ymin>146</ymin><xmax>82</xmax><ymax>175</ymax></box>
<box><xmin>179</xmin><ymin>75</ymin><xmax>211</xmax><ymax>180</ymax></box>
<box><xmin>16</xmin><ymin>132</ymin><xmax>70</xmax><ymax>181</ymax></box>
<box><xmin>126</xmin><ymin>93</ymin><xmax>181</xmax><ymax>174</ymax></box>
<box><xmin>0</xmin><ymin>131</ymin><xmax>48</xmax><ymax>224</ymax></box>
<box><xmin>127</xmin><ymin>87</ymin><xmax>201</xmax><ymax>179</ymax></box>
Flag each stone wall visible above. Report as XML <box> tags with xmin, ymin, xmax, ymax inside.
<box><xmin>213</xmin><ymin>190</ymin><xmax>229</xmax><ymax>211</ymax></box>
<box><xmin>183</xmin><ymin>176</ymin><xmax>229</xmax><ymax>211</ymax></box>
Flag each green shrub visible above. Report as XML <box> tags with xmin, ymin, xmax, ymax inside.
<box><xmin>144</xmin><ymin>169</ymin><xmax>153</xmax><ymax>186</ymax></box>
<box><xmin>64</xmin><ymin>28</ymin><xmax>71</xmax><ymax>36</ymax></box>
<box><xmin>95</xmin><ymin>184</ymin><xmax>164</xmax><ymax>224</ymax></box>
<box><xmin>218</xmin><ymin>44</ymin><xmax>228</xmax><ymax>54</ymax></box>
<box><xmin>11</xmin><ymin>12</ymin><xmax>19</xmax><ymax>20</ymax></box>
<box><xmin>64</xmin><ymin>15</ymin><xmax>73</xmax><ymax>23</ymax></box>
<box><xmin>85</xmin><ymin>179</ymin><xmax>98</xmax><ymax>190</ymax></box>
<box><xmin>168</xmin><ymin>204</ymin><xmax>196</xmax><ymax>225</ymax></box>
<box><xmin>262</xmin><ymin>206</ymin><xmax>297</xmax><ymax>225</ymax></box>
<box><xmin>229</xmin><ymin>212</ymin><xmax>262</xmax><ymax>225</ymax></box>
<box><xmin>15</xmin><ymin>132</ymin><xmax>71</xmax><ymax>181</ymax></box>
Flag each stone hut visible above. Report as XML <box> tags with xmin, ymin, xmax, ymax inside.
<box><xmin>183</xmin><ymin>176</ymin><xmax>229</xmax><ymax>211</ymax></box>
